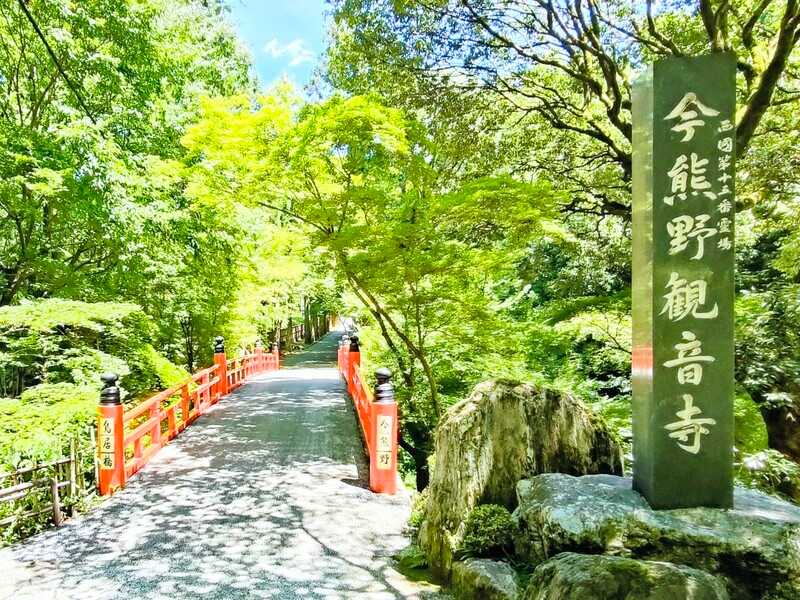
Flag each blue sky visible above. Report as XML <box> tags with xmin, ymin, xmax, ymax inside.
<box><xmin>226</xmin><ymin>0</ymin><xmax>329</xmax><ymax>90</ymax></box>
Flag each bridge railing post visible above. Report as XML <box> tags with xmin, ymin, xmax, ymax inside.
<box><xmin>370</xmin><ymin>368</ymin><xmax>398</xmax><ymax>494</ymax></box>
<box><xmin>97</xmin><ymin>373</ymin><xmax>125</xmax><ymax>496</ymax></box>
<box><xmin>348</xmin><ymin>336</ymin><xmax>360</xmax><ymax>397</ymax></box>
<box><xmin>213</xmin><ymin>336</ymin><xmax>228</xmax><ymax>397</ymax></box>
<box><xmin>255</xmin><ymin>340</ymin><xmax>264</xmax><ymax>373</ymax></box>
<box><xmin>271</xmin><ymin>341</ymin><xmax>280</xmax><ymax>370</ymax></box>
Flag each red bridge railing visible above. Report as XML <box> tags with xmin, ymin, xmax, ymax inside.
<box><xmin>97</xmin><ymin>339</ymin><xmax>279</xmax><ymax>495</ymax></box>
<box><xmin>338</xmin><ymin>335</ymin><xmax>398</xmax><ymax>494</ymax></box>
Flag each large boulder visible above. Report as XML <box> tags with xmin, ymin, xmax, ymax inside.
<box><xmin>451</xmin><ymin>559</ymin><xmax>520</xmax><ymax>600</ymax></box>
<box><xmin>525</xmin><ymin>552</ymin><xmax>729</xmax><ymax>600</ymax></box>
<box><xmin>513</xmin><ymin>473</ymin><xmax>800</xmax><ymax>599</ymax></box>
<box><xmin>419</xmin><ymin>380</ymin><xmax>624</xmax><ymax>576</ymax></box>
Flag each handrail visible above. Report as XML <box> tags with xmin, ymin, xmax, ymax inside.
<box><xmin>337</xmin><ymin>340</ymin><xmax>398</xmax><ymax>494</ymax></box>
<box><xmin>98</xmin><ymin>343</ymin><xmax>280</xmax><ymax>495</ymax></box>
<box><xmin>120</xmin><ymin>365</ymin><xmax>220</xmax><ymax>480</ymax></box>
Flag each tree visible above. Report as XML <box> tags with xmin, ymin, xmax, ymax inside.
<box><xmin>0</xmin><ymin>0</ymin><xmax>252</xmax><ymax>305</ymax></box>
<box><xmin>328</xmin><ymin>0</ymin><xmax>800</xmax><ymax>217</ymax></box>
<box><xmin>183</xmin><ymin>90</ymin><xmax>562</xmax><ymax>487</ymax></box>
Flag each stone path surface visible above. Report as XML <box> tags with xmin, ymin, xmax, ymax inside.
<box><xmin>1</xmin><ymin>332</ymin><xmax>441</xmax><ymax>600</ymax></box>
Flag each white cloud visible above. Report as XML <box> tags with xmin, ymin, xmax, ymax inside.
<box><xmin>263</xmin><ymin>38</ymin><xmax>314</xmax><ymax>67</ymax></box>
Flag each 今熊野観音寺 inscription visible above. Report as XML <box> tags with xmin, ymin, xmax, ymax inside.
<box><xmin>632</xmin><ymin>53</ymin><xmax>735</xmax><ymax>509</ymax></box>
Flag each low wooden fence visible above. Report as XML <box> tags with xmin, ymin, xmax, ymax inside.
<box><xmin>98</xmin><ymin>341</ymin><xmax>279</xmax><ymax>496</ymax></box>
<box><xmin>337</xmin><ymin>335</ymin><xmax>399</xmax><ymax>494</ymax></box>
<box><xmin>0</xmin><ymin>440</ymin><xmax>85</xmax><ymax>533</ymax></box>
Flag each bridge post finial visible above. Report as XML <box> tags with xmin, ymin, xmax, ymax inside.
<box><xmin>214</xmin><ymin>336</ymin><xmax>225</xmax><ymax>354</ymax></box>
<box><xmin>348</xmin><ymin>335</ymin><xmax>360</xmax><ymax>353</ymax></box>
<box><xmin>374</xmin><ymin>368</ymin><xmax>394</xmax><ymax>403</ymax></box>
<box><xmin>97</xmin><ymin>373</ymin><xmax>125</xmax><ymax>495</ymax></box>
<box><xmin>99</xmin><ymin>373</ymin><xmax>121</xmax><ymax>405</ymax></box>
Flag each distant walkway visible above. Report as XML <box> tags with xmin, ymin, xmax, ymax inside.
<box><xmin>0</xmin><ymin>332</ymin><xmax>440</xmax><ymax>599</ymax></box>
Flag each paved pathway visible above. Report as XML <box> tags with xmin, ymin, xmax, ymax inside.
<box><xmin>1</xmin><ymin>333</ymin><xmax>440</xmax><ymax>599</ymax></box>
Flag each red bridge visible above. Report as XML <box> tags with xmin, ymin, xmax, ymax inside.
<box><xmin>0</xmin><ymin>332</ymin><xmax>436</xmax><ymax>599</ymax></box>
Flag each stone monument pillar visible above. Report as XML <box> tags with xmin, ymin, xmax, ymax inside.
<box><xmin>632</xmin><ymin>53</ymin><xmax>736</xmax><ymax>509</ymax></box>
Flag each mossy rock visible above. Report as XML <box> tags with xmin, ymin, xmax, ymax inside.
<box><xmin>452</xmin><ymin>558</ymin><xmax>520</xmax><ymax>600</ymax></box>
<box><xmin>734</xmin><ymin>389</ymin><xmax>768</xmax><ymax>454</ymax></box>
<box><xmin>513</xmin><ymin>474</ymin><xmax>800</xmax><ymax>599</ymax></box>
<box><xmin>525</xmin><ymin>553</ymin><xmax>728</xmax><ymax>599</ymax></box>
<box><xmin>418</xmin><ymin>380</ymin><xmax>624</xmax><ymax>577</ymax></box>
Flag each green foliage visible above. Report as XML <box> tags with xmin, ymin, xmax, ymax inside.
<box><xmin>459</xmin><ymin>504</ymin><xmax>515</xmax><ymax>559</ymax></box>
<box><xmin>49</xmin><ymin>349</ymin><xmax>130</xmax><ymax>390</ymax></box>
<box><xmin>143</xmin><ymin>345</ymin><xmax>192</xmax><ymax>390</ymax></box>
<box><xmin>0</xmin><ymin>0</ymin><xmax>252</xmax><ymax>305</ymax></box>
<box><xmin>321</xmin><ymin>0</ymin><xmax>800</xmax><ymax>501</ymax></box>
<box><xmin>736</xmin><ymin>450</ymin><xmax>800</xmax><ymax>501</ymax></box>
<box><xmin>0</xmin><ymin>381</ymin><xmax>100</xmax><ymax>544</ymax></box>
<box><xmin>0</xmin><ymin>300</ymin><xmax>193</xmax><ymax>476</ymax></box>
<box><xmin>123</xmin><ymin>344</ymin><xmax>192</xmax><ymax>401</ymax></box>
<box><xmin>408</xmin><ymin>487</ymin><xmax>430</xmax><ymax>532</ymax></box>
<box><xmin>0</xmin><ymin>299</ymin><xmax>149</xmax><ymax>397</ymax></box>
<box><xmin>735</xmin><ymin>290</ymin><xmax>800</xmax><ymax>410</ymax></box>
<box><xmin>0</xmin><ymin>383</ymin><xmax>96</xmax><ymax>469</ymax></box>
<box><xmin>734</xmin><ymin>390</ymin><xmax>769</xmax><ymax>455</ymax></box>
<box><xmin>395</xmin><ymin>544</ymin><xmax>429</xmax><ymax>572</ymax></box>
<box><xmin>0</xmin><ymin>300</ymin><xmax>142</xmax><ymax>332</ymax></box>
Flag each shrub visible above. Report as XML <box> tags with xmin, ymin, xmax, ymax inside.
<box><xmin>395</xmin><ymin>544</ymin><xmax>429</xmax><ymax>571</ymax></box>
<box><xmin>143</xmin><ymin>344</ymin><xmax>192</xmax><ymax>389</ymax></box>
<box><xmin>47</xmin><ymin>348</ymin><xmax>130</xmax><ymax>390</ymax></box>
<box><xmin>0</xmin><ymin>300</ymin><xmax>192</xmax><ymax>471</ymax></box>
<box><xmin>736</xmin><ymin>449</ymin><xmax>800</xmax><ymax>501</ymax></box>
<box><xmin>0</xmin><ymin>299</ymin><xmax>148</xmax><ymax>398</ymax></box>
<box><xmin>459</xmin><ymin>504</ymin><xmax>515</xmax><ymax>559</ymax></box>
<box><xmin>125</xmin><ymin>344</ymin><xmax>192</xmax><ymax>400</ymax></box>
<box><xmin>0</xmin><ymin>383</ymin><xmax>96</xmax><ymax>469</ymax></box>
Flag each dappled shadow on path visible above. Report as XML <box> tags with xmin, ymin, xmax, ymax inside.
<box><xmin>0</xmin><ymin>335</ymin><xmax>433</xmax><ymax>600</ymax></box>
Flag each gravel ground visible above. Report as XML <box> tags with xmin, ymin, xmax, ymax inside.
<box><xmin>0</xmin><ymin>333</ymin><xmax>443</xmax><ymax>599</ymax></box>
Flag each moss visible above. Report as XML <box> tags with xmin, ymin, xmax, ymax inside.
<box><xmin>527</xmin><ymin>553</ymin><xmax>729</xmax><ymax>599</ymax></box>
<box><xmin>394</xmin><ymin>544</ymin><xmax>444</xmax><ymax>587</ymax></box>
<box><xmin>396</xmin><ymin>544</ymin><xmax>429</xmax><ymax>571</ymax></box>
<box><xmin>408</xmin><ymin>487</ymin><xmax>430</xmax><ymax>531</ymax></box>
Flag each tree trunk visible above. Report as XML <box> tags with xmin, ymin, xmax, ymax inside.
<box><xmin>303</xmin><ymin>297</ymin><xmax>313</xmax><ymax>344</ymax></box>
<box><xmin>286</xmin><ymin>317</ymin><xmax>295</xmax><ymax>351</ymax></box>
<box><xmin>400</xmin><ymin>422</ymin><xmax>433</xmax><ymax>491</ymax></box>
<box><xmin>763</xmin><ymin>401</ymin><xmax>800</xmax><ymax>461</ymax></box>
